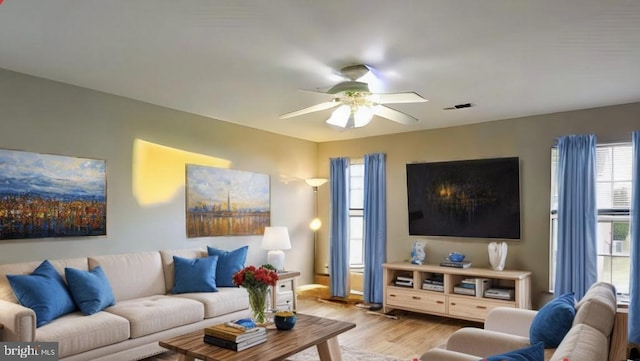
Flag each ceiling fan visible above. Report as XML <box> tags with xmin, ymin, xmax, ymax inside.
<box><xmin>280</xmin><ymin>64</ymin><xmax>428</xmax><ymax>128</ymax></box>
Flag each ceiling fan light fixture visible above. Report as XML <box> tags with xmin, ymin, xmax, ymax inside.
<box><xmin>353</xmin><ymin>106</ymin><xmax>374</xmax><ymax>128</ymax></box>
<box><xmin>326</xmin><ymin>104</ymin><xmax>351</xmax><ymax>127</ymax></box>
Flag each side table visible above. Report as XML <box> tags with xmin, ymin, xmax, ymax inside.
<box><xmin>272</xmin><ymin>270</ymin><xmax>300</xmax><ymax>311</ymax></box>
<box><xmin>610</xmin><ymin>307</ymin><xmax>628</xmax><ymax>361</ymax></box>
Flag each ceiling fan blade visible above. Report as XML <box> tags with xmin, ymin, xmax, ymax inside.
<box><xmin>280</xmin><ymin>101</ymin><xmax>340</xmax><ymax>119</ymax></box>
<box><xmin>373</xmin><ymin>105</ymin><xmax>419</xmax><ymax>125</ymax></box>
<box><xmin>372</xmin><ymin>92</ymin><xmax>428</xmax><ymax>104</ymax></box>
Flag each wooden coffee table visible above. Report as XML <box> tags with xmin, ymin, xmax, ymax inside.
<box><xmin>159</xmin><ymin>313</ymin><xmax>356</xmax><ymax>361</ymax></box>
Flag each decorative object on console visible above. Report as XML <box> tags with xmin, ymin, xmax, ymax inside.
<box><xmin>185</xmin><ymin>164</ymin><xmax>270</xmax><ymax>237</ymax></box>
<box><xmin>232</xmin><ymin>264</ymin><xmax>279</xmax><ymax>324</ymax></box>
<box><xmin>448</xmin><ymin>252</ymin><xmax>465</xmax><ymax>262</ymax></box>
<box><xmin>410</xmin><ymin>240</ymin><xmax>426</xmax><ymax>265</ymax></box>
<box><xmin>406</xmin><ymin>157</ymin><xmax>521</xmax><ymax>239</ymax></box>
<box><xmin>262</xmin><ymin>226</ymin><xmax>292</xmax><ymax>271</ymax></box>
<box><xmin>488</xmin><ymin>241</ymin><xmax>508</xmax><ymax>271</ymax></box>
<box><xmin>0</xmin><ymin>148</ymin><xmax>106</xmax><ymax>240</ymax></box>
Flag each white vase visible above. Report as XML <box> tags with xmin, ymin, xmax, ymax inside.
<box><xmin>488</xmin><ymin>242</ymin><xmax>508</xmax><ymax>271</ymax></box>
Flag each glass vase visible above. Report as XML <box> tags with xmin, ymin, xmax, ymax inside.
<box><xmin>246</xmin><ymin>286</ymin><xmax>268</xmax><ymax>324</ymax></box>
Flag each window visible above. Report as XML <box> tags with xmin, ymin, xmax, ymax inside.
<box><xmin>348</xmin><ymin>161</ymin><xmax>364</xmax><ymax>267</ymax></box>
<box><xmin>549</xmin><ymin>144</ymin><xmax>632</xmax><ymax>296</ymax></box>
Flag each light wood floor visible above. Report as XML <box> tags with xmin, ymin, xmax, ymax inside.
<box><xmin>146</xmin><ymin>286</ymin><xmax>481</xmax><ymax>360</ymax></box>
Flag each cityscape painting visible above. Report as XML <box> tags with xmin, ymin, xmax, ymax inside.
<box><xmin>186</xmin><ymin>164</ymin><xmax>270</xmax><ymax>237</ymax></box>
<box><xmin>0</xmin><ymin>149</ymin><xmax>106</xmax><ymax>240</ymax></box>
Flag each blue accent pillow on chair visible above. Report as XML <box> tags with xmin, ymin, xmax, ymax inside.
<box><xmin>481</xmin><ymin>342</ymin><xmax>544</xmax><ymax>361</ymax></box>
<box><xmin>207</xmin><ymin>246</ymin><xmax>248</xmax><ymax>287</ymax></box>
<box><xmin>529</xmin><ymin>292</ymin><xmax>576</xmax><ymax>348</ymax></box>
<box><xmin>172</xmin><ymin>255</ymin><xmax>219</xmax><ymax>294</ymax></box>
<box><xmin>6</xmin><ymin>260</ymin><xmax>76</xmax><ymax>327</ymax></box>
<box><xmin>65</xmin><ymin>266</ymin><xmax>116</xmax><ymax>315</ymax></box>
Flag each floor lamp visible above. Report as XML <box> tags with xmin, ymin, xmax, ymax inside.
<box><xmin>305</xmin><ymin>178</ymin><xmax>327</xmax><ymax>275</ymax></box>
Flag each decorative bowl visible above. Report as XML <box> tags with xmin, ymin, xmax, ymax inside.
<box><xmin>274</xmin><ymin>311</ymin><xmax>296</xmax><ymax>330</ymax></box>
<box><xmin>448</xmin><ymin>252</ymin><xmax>465</xmax><ymax>262</ymax></box>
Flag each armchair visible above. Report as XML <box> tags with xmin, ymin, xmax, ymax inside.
<box><xmin>421</xmin><ymin>282</ymin><xmax>617</xmax><ymax>361</ymax></box>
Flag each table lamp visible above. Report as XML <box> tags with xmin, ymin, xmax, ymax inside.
<box><xmin>262</xmin><ymin>226</ymin><xmax>291</xmax><ymax>271</ymax></box>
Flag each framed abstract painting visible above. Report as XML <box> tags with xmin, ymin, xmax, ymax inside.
<box><xmin>0</xmin><ymin>148</ymin><xmax>106</xmax><ymax>240</ymax></box>
<box><xmin>186</xmin><ymin>164</ymin><xmax>270</xmax><ymax>237</ymax></box>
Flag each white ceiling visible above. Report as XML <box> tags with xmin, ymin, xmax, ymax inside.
<box><xmin>1</xmin><ymin>1</ymin><xmax>640</xmax><ymax>142</ymax></box>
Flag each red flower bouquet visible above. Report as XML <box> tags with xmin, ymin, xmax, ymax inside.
<box><xmin>233</xmin><ymin>265</ymin><xmax>278</xmax><ymax>324</ymax></box>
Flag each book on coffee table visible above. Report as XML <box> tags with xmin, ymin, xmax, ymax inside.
<box><xmin>204</xmin><ymin>323</ymin><xmax>266</xmax><ymax>343</ymax></box>
<box><xmin>203</xmin><ymin>333</ymin><xmax>267</xmax><ymax>351</ymax></box>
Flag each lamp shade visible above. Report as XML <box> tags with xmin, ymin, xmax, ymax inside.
<box><xmin>305</xmin><ymin>178</ymin><xmax>328</xmax><ymax>187</ymax></box>
<box><xmin>262</xmin><ymin>226</ymin><xmax>291</xmax><ymax>271</ymax></box>
<box><xmin>261</xmin><ymin>226</ymin><xmax>291</xmax><ymax>251</ymax></box>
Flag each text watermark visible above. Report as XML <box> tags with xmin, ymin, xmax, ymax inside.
<box><xmin>1</xmin><ymin>343</ymin><xmax>58</xmax><ymax>360</ymax></box>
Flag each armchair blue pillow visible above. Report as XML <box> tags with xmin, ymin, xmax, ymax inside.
<box><xmin>529</xmin><ymin>292</ymin><xmax>576</xmax><ymax>348</ymax></box>
<box><xmin>207</xmin><ymin>246</ymin><xmax>248</xmax><ymax>287</ymax></box>
<box><xmin>6</xmin><ymin>260</ymin><xmax>76</xmax><ymax>327</ymax></box>
<box><xmin>480</xmin><ymin>342</ymin><xmax>544</xmax><ymax>361</ymax></box>
<box><xmin>172</xmin><ymin>255</ymin><xmax>219</xmax><ymax>294</ymax></box>
<box><xmin>65</xmin><ymin>266</ymin><xmax>115</xmax><ymax>315</ymax></box>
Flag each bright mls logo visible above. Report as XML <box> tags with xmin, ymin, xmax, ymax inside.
<box><xmin>1</xmin><ymin>343</ymin><xmax>58</xmax><ymax>360</ymax></box>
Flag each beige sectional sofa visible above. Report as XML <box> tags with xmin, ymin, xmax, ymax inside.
<box><xmin>420</xmin><ymin>282</ymin><xmax>618</xmax><ymax>361</ymax></box>
<box><xmin>0</xmin><ymin>247</ymin><xmax>250</xmax><ymax>361</ymax></box>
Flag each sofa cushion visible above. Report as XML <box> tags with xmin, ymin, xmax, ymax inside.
<box><xmin>481</xmin><ymin>341</ymin><xmax>544</xmax><ymax>361</ymax></box>
<box><xmin>172</xmin><ymin>255</ymin><xmax>219</xmax><ymax>294</ymax></box>
<box><xmin>65</xmin><ymin>266</ymin><xmax>115</xmax><ymax>315</ymax></box>
<box><xmin>89</xmin><ymin>251</ymin><xmax>166</xmax><ymax>301</ymax></box>
<box><xmin>573</xmin><ymin>282</ymin><xmax>616</xmax><ymax>336</ymax></box>
<box><xmin>529</xmin><ymin>293</ymin><xmax>575</xmax><ymax>348</ymax></box>
<box><xmin>207</xmin><ymin>246</ymin><xmax>248</xmax><ymax>287</ymax></box>
<box><xmin>104</xmin><ymin>295</ymin><xmax>204</xmax><ymax>338</ymax></box>
<box><xmin>36</xmin><ymin>311</ymin><xmax>130</xmax><ymax>358</ymax></box>
<box><xmin>173</xmin><ymin>286</ymin><xmax>249</xmax><ymax>318</ymax></box>
<box><xmin>6</xmin><ymin>260</ymin><xmax>77</xmax><ymax>327</ymax></box>
<box><xmin>0</xmin><ymin>258</ymin><xmax>88</xmax><ymax>304</ymax></box>
<box><xmin>160</xmin><ymin>247</ymin><xmax>208</xmax><ymax>293</ymax></box>
<box><xmin>549</xmin><ymin>323</ymin><xmax>609</xmax><ymax>361</ymax></box>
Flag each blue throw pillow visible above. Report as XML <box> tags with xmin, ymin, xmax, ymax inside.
<box><xmin>207</xmin><ymin>246</ymin><xmax>248</xmax><ymax>287</ymax></box>
<box><xmin>65</xmin><ymin>266</ymin><xmax>115</xmax><ymax>315</ymax></box>
<box><xmin>172</xmin><ymin>255</ymin><xmax>219</xmax><ymax>294</ymax></box>
<box><xmin>481</xmin><ymin>342</ymin><xmax>544</xmax><ymax>361</ymax></box>
<box><xmin>529</xmin><ymin>292</ymin><xmax>576</xmax><ymax>348</ymax></box>
<box><xmin>6</xmin><ymin>260</ymin><xmax>76</xmax><ymax>327</ymax></box>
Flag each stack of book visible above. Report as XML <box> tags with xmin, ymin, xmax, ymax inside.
<box><xmin>203</xmin><ymin>323</ymin><xmax>267</xmax><ymax>351</ymax></box>
<box><xmin>440</xmin><ymin>260</ymin><xmax>472</xmax><ymax>269</ymax></box>
<box><xmin>394</xmin><ymin>275</ymin><xmax>414</xmax><ymax>287</ymax></box>
<box><xmin>453</xmin><ymin>278</ymin><xmax>477</xmax><ymax>296</ymax></box>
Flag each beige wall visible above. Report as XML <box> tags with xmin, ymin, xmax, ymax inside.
<box><xmin>2</xmin><ymin>67</ymin><xmax>639</xmax><ymax>306</ymax></box>
<box><xmin>316</xmin><ymin>102</ymin><xmax>640</xmax><ymax>307</ymax></box>
<box><xmin>0</xmin><ymin>69</ymin><xmax>319</xmax><ymax>284</ymax></box>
